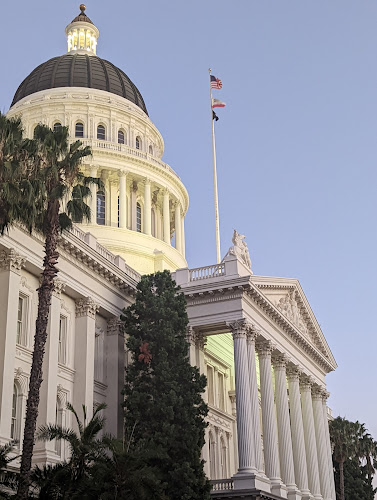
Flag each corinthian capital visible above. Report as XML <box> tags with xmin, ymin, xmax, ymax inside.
<box><xmin>227</xmin><ymin>319</ymin><xmax>248</xmax><ymax>339</ymax></box>
<box><xmin>75</xmin><ymin>297</ymin><xmax>99</xmax><ymax>319</ymax></box>
<box><xmin>272</xmin><ymin>353</ymin><xmax>289</xmax><ymax>370</ymax></box>
<box><xmin>286</xmin><ymin>365</ymin><xmax>302</xmax><ymax>382</ymax></box>
<box><xmin>0</xmin><ymin>249</ymin><xmax>26</xmax><ymax>274</ymax></box>
<box><xmin>256</xmin><ymin>339</ymin><xmax>275</xmax><ymax>358</ymax></box>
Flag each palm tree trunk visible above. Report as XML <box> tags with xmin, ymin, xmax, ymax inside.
<box><xmin>16</xmin><ymin>199</ymin><xmax>60</xmax><ymax>500</ymax></box>
<box><xmin>339</xmin><ymin>460</ymin><xmax>345</xmax><ymax>500</ymax></box>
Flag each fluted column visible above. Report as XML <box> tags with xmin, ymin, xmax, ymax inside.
<box><xmin>229</xmin><ymin>320</ymin><xmax>256</xmax><ymax>474</ymax></box>
<box><xmin>143</xmin><ymin>179</ymin><xmax>151</xmax><ymax>235</ymax></box>
<box><xmin>272</xmin><ymin>355</ymin><xmax>297</xmax><ymax>494</ymax></box>
<box><xmin>181</xmin><ymin>213</ymin><xmax>185</xmax><ymax>257</ymax></box>
<box><xmin>106</xmin><ymin>319</ymin><xmax>124</xmax><ymax>439</ymax></box>
<box><xmin>287</xmin><ymin>367</ymin><xmax>310</xmax><ymax>499</ymax></box>
<box><xmin>162</xmin><ymin>189</ymin><xmax>170</xmax><ymax>244</ymax></box>
<box><xmin>300</xmin><ymin>376</ymin><xmax>322</xmax><ymax>500</ymax></box>
<box><xmin>321</xmin><ymin>391</ymin><xmax>336</xmax><ymax>500</ymax></box>
<box><xmin>246</xmin><ymin>330</ymin><xmax>263</xmax><ymax>472</ymax></box>
<box><xmin>131</xmin><ymin>181</ymin><xmax>137</xmax><ymax>231</ymax></box>
<box><xmin>175</xmin><ymin>202</ymin><xmax>182</xmax><ymax>253</ymax></box>
<box><xmin>312</xmin><ymin>386</ymin><xmax>332</xmax><ymax>500</ymax></box>
<box><xmin>257</xmin><ymin>340</ymin><xmax>283</xmax><ymax>492</ymax></box>
<box><xmin>89</xmin><ymin>166</ymin><xmax>98</xmax><ymax>224</ymax></box>
<box><xmin>118</xmin><ymin>170</ymin><xmax>127</xmax><ymax>229</ymax></box>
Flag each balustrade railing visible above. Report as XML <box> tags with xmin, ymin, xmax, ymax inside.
<box><xmin>210</xmin><ymin>479</ymin><xmax>234</xmax><ymax>491</ymax></box>
<box><xmin>189</xmin><ymin>263</ymin><xmax>225</xmax><ymax>281</ymax></box>
<box><xmin>69</xmin><ymin>225</ymin><xmax>87</xmax><ymax>242</ymax></box>
<box><xmin>96</xmin><ymin>242</ymin><xmax>117</xmax><ymax>264</ymax></box>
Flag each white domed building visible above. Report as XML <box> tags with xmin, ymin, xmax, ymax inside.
<box><xmin>1</xmin><ymin>7</ymin><xmax>337</xmax><ymax>500</ymax></box>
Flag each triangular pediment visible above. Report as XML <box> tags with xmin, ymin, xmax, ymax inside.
<box><xmin>252</xmin><ymin>276</ymin><xmax>337</xmax><ymax>369</ymax></box>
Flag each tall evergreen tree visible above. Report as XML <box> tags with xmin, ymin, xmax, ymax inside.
<box><xmin>121</xmin><ymin>271</ymin><xmax>211</xmax><ymax>500</ymax></box>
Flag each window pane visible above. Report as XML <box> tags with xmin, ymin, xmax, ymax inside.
<box><xmin>136</xmin><ymin>202</ymin><xmax>141</xmax><ymax>232</ymax></box>
<box><xmin>118</xmin><ymin>130</ymin><xmax>125</xmax><ymax>144</ymax></box>
<box><xmin>97</xmin><ymin>125</ymin><xmax>106</xmax><ymax>140</ymax></box>
<box><xmin>11</xmin><ymin>385</ymin><xmax>17</xmax><ymax>440</ymax></box>
<box><xmin>58</xmin><ymin>316</ymin><xmax>67</xmax><ymax>365</ymax></box>
<box><xmin>136</xmin><ymin>137</ymin><xmax>141</xmax><ymax>150</ymax></box>
<box><xmin>97</xmin><ymin>191</ymin><xmax>106</xmax><ymax>225</ymax></box>
<box><xmin>207</xmin><ymin>366</ymin><xmax>214</xmax><ymax>406</ymax></box>
<box><xmin>75</xmin><ymin>122</ymin><xmax>84</xmax><ymax>138</ymax></box>
<box><xmin>53</xmin><ymin>122</ymin><xmax>62</xmax><ymax>133</ymax></box>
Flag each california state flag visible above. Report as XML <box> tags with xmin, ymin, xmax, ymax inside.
<box><xmin>211</xmin><ymin>98</ymin><xmax>226</xmax><ymax>108</ymax></box>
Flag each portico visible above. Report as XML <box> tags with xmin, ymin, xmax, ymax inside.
<box><xmin>174</xmin><ymin>248</ymin><xmax>337</xmax><ymax>500</ymax></box>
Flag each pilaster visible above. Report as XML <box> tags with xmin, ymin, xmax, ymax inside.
<box><xmin>174</xmin><ymin>201</ymin><xmax>182</xmax><ymax>253</ymax></box>
<box><xmin>143</xmin><ymin>178</ymin><xmax>152</xmax><ymax>236</ymax></box>
<box><xmin>162</xmin><ymin>189</ymin><xmax>170</xmax><ymax>244</ymax></box>
<box><xmin>105</xmin><ymin>317</ymin><xmax>124</xmax><ymax>438</ymax></box>
<box><xmin>89</xmin><ymin>166</ymin><xmax>98</xmax><ymax>224</ymax></box>
<box><xmin>118</xmin><ymin>170</ymin><xmax>128</xmax><ymax>229</ymax></box>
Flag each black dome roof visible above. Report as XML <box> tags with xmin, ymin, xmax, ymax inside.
<box><xmin>11</xmin><ymin>54</ymin><xmax>148</xmax><ymax>115</ymax></box>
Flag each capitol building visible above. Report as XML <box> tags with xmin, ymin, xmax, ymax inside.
<box><xmin>1</xmin><ymin>6</ymin><xmax>337</xmax><ymax>500</ymax></box>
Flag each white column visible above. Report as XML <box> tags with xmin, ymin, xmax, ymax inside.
<box><xmin>246</xmin><ymin>331</ymin><xmax>263</xmax><ymax>472</ymax></box>
<box><xmin>118</xmin><ymin>171</ymin><xmax>127</xmax><ymax>229</ymax></box>
<box><xmin>186</xmin><ymin>326</ymin><xmax>197</xmax><ymax>366</ymax></box>
<box><xmin>89</xmin><ymin>166</ymin><xmax>98</xmax><ymax>224</ymax></box>
<box><xmin>312</xmin><ymin>386</ymin><xmax>332</xmax><ymax>500</ymax></box>
<box><xmin>131</xmin><ymin>181</ymin><xmax>137</xmax><ymax>231</ymax></box>
<box><xmin>300</xmin><ymin>376</ymin><xmax>322</xmax><ymax>500</ymax></box>
<box><xmin>181</xmin><ymin>213</ymin><xmax>185</xmax><ymax>257</ymax></box>
<box><xmin>287</xmin><ymin>367</ymin><xmax>310</xmax><ymax>499</ymax></box>
<box><xmin>34</xmin><ymin>280</ymin><xmax>65</xmax><ymax>463</ymax></box>
<box><xmin>175</xmin><ymin>202</ymin><xmax>182</xmax><ymax>253</ymax></box>
<box><xmin>143</xmin><ymin>179</ymin><xmax>152</xmax><ymax>235</ymax></box>
<box><xmin>229</xmin><ymin>320</ymin><xmax>256</xmax><ymax>475</ymax></box>
<box><xmin>163</xmin><ymin>189</ymin><xmax>170</xmax><ymax>244</ymax></box>
<box><xmin>322</xmin><ymin>391</ymin><xmax>336</xmax><ymax>500</ymax></box>
<box><xmin>0</xmin><ymin>250</ymin><xmax>25</xmax><ymax>443</ymax></box>
<box><xmin>272</xmin><ymin>355</ymin><xmax>299</xmax><ymax>499</ymax></box>
<box><xmin>106</xmin><ymin>319</ymin><xmax>124</xmax><ymax>439</ymax></box>
<box><xmin>257</xmin><ymin>340</ymin><xmax>285</xmax><ymax>497</ymax></box>
<box><xmin>73</xmin><ymin>297</ymin><xmax>99</xmax><ymax>421</ymax></box>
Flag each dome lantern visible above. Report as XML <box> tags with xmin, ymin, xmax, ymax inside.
<box><xmin>65</xmin><ymin>5</ymin><xmax>99</xmax><ymax>55</ymax></box>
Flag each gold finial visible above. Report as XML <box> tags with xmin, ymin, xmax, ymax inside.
<box><xmin>80</xmin><ymin>4</ymin><xmax>86</xmax><ymax>13</ymax></box>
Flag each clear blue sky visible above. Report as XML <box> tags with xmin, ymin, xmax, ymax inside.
<box><xmin>1</xmin><ymin>1</ymin><xmax>376</xmax><ymax>439</ymax></box>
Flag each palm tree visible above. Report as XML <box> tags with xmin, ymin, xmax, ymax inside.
<box><xmin>32</xmin><ymin>402</ymin><xmax>108</xmax><ymax>499</ymax></box>
<box><xmin>0</xmin><ymin>115</ymin><xmax>100</xmax><ymax>499</ymax></box>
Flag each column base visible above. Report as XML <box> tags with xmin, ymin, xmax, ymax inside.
<box><xmin>299</xmin><ymin>490</ymin><xmax>313</xmax><ymax>500</ymax></box>
<box><xmin>287</xmin><ymin>487</ymin><xmax>303</xmax><ymax>500</ymax></box>
<box><xmin>233</xmin><ymin>471</ymin><xmax>271</xmax><ymax>492</ymax></box>
<box><xmin>270</xmin><ymin>481</ymin><xmax>288</xmax><ymax>499</ymax></box>
<box><xmin>32</xmin><ymin>448</ymin><xmax>61</xmax><ymax>467</ymax></box>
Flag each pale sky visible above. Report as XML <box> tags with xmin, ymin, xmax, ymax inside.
<box><xmin>1</xmin><ymin>1</ymin><xmax>376</xmax><ymax>441</ymax></box>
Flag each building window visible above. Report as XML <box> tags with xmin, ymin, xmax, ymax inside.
<box><xmin>94</xmin><ymin>329</ymin><xmax>104</xmax><ymax>382</ymax></box>
<box><xmin>220</xmin><ymin>437</ymin><xmax>227</xmax><ymax>478</ymax></box>
<box><xmin>96</xmin><ymin>190</ymin><xmax>106</xmax><ymax>225</ymax></box>
<box><xmin>17</xmin><ymin>295</ymin><xmax>27</xmax><ymax>347</ymax></box>
<box><xmin>10</xmin><ymin>384</ymin><xmax>19</xmax><ymax>441</ymax></box>
<box><xmin>58</xmin><ymin>316</ymin><xmax>67</xmax><ymax>365</ymax></box>
<box><xmin>135</xmin><ymin>136</ymin><xmax>141</xmax><ymax>150</ymax></box>
<box><xmin>151</xmin><ymin>208</ymin><xmax>156</xmax><ymax>237</ymax></box>
<box><xmin>218</xmin><ymin>372</ymin><xmax>225</xmax><ymax>411</ymax></box>
<box><xmin>118</xmin><ymin>130</ymin><xmax>125</xmax><ymax>144</ymax></box>
<box><xmin>136</xmin><ymin>202</ymin><xmax>141</xmax><ymax>232</ymax></box>
<box><xmin>75</xmin><ymin>122</ymin><xmax>84</xmax><ymax>138</ymax></box>
<box><xmin>207</xmin><ymin>366</ymin><xmax>214</xmax><ymax>406</ymax></box>
<box><xmin>117</xmin><ymin>195</ymin><xmax>120</xmax><ymax>227</ymax></box>
<box><xmin>97</xmin><ymin>125</ymin><xmax>106</xmax><ymax>140</ymax></box>
<box><xmin>209</xmin><ymin>431</ymin><xmax>217</xmax><ymax>479</ymax></box>
<box><xmin>148</xmin><ymin>145</ymin><xmax>153</xmax><ymax>155</ymax></box>
<box><xmin>53</xmin><ymin>122</ymin><xmax>62</xmax><ymax>133</ymax></box>
<box><xmin>55</xmin><ymin>399</ymin><xmax>63</xmax><ymax>455</ymax></box>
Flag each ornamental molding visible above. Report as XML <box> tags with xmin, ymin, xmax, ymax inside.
<box><xmin>75</xmin><ymin>297</ymin><xmax>99</xmax><ymax>319</ymax></box>
<box><xmin>286</xmin><ymin>365</ymin><xmax>302</xmax><ymax>381</ymax></box>
<box><xmin>20</xmin><ymin>276</ymin><xmax>35</xmax><ymax>293</ymax></box>
<box><xmin>186</xmin><ymin>325</ymin><xmax>197</xmax><ymax>346</ymax></box>
<box><xmin>299</xmin><ymin>374</ymin><xmax>314</xmax><ymax>391</ymax></box>
<box><xmin>272</xmin><ymin>353</ymin><xmax>290</xmax><ymax>369</ymax></box>
<box><xmin>255</xmin><ymin>339</ymin><xmax>275</xmax><ymax>357</ymax></box>
<box><xmin>0</xmin><ymin>249</ymin><xmax>26</xmax><ymax>274</ymax></box>
<box><xmin>57</xmin><ymin>384</ymin><xmax>68</xmax><ymax>405</ymax></box>
<box><xmin>227</xmin><ymin>319</ymin><xmax>248</xmax><ymax>339</ymax></box>
<box><xmin>14</xmin><ymin>367</ymin><xmax>29</xmax><ymax>395</ymax></box>
<box><xmin>107</xmin><ymin>318</ymin><xmax>123</xmax><ymax>336</ymax></box>
<box><xmin>207</xmin><ymin>411</ymin><xmax>232</xmax><ymax>430</ymax></box>
<box><xmin>52</xmin><ymin>278</ymin><xmax>66</xmax><ymax>298</ymax></box>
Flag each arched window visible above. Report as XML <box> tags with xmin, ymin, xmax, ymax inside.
<box><xmin>135</xmin><ymin>136</ymin><xmax>141</xmax><ymax>150</ymax></box>
<box><xmin>96</xmin><ymin>190</ymin><xmax>106</xmax><ymax>225</ymax></box>
<box><xmin>209</xmin><ymin>431</ymin><xmax>217</xmax><ymax>479</ymax></box>
<box><xmin>207</xmin><ymin>366</ymin><xmax>214</xmax><ymax>406</ymax></box>
<box><xmin>53</xmin><ymin>122</ymin><xmax>62</xmax><ymax>133</ymax></box>
<box><xmin>220</xmin><ymin>436</ymin><xmax>227</xmax><ymax>479</ymax></box>
<box><xmin>75</xmin><ymin>122</ymin><xmax>84</xmax><ymax>138</ymax></box>
<box><xmin>136</xmin><ymin>202</ymin><xmax>142</xmax><ymax>232</ymax></box>
<box><xmin>151</xmin><ymin>208</ymin><xmax>156</xmax><ymax>237</ymax></box>
<box><xmin>11</xmin><ymin>384</ymin><xmax>19</xmax><ymax>441</ymax></box>
<box><xmin>118</xmin><ymin>130</ymin><xmax>125</xmax><ymax>144</ymax></box>
<box><xmin>97</xmin><ymin>125</ymin><xmax>106</xmax><ymax>140</ymax></box>
<box><xmin>148</xmin><ymin>145</ymin><xmax>153</xmax><ymax>155</ymax></box>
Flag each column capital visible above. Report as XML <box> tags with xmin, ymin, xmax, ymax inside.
<box><xmin>227</xmin><ymin>319</ymin><xmax>248</xmax><ymax>339</ymax></box>
<box><xmin>286</xmin><ymin>364</ymin><xmax>302</xmax><ymax>381</ymax></box>
<box><xmin>186</xmin><ymin>325</ymin><xmax>197</xmax><ymax>346</ymax></box>
<box><xmin>52</xmin><ymin>278</ymin><xmax>66</xmax><ymax>298</ymax></box>
<box><xmin>272</xmin><ymin>353</ymin><xmax>290</xmax><ymax>369</ymax></box>
<box><xmin>321</xmin><ymin>389</ymin><xmax>330</xmax><ymax>403</ymax></box>
<box><xmin>117</xmin><ymin>169</ymin><xmax>128</xmax><ymax>178</ymax></box>
<box><xmin>196</xmin><ymin>332</ymin><xmax>207</xmax><ymax>351</ymax></box>
<box><xmin>255</xmin><ymin>339</ymin><xmax>275</xmax><ymax>357</ymax></box>
<box><xmin>0</xmin><ymin>249</ymin><xmax>26</xmax><ymax>274</ymax></box>
<box><xmin>107</xmin><ymin>318</ymin><xmax>123</xmax><ymax>336</ymax></box>
<box><xmin>132</xmin><ymin>180</ymin><xmax>138</xmax><ymax>192</ymax></box>
<box><xmin>142</xmin><ymin>177</ymin><xmax>151</xmax><ymax>186</ymax></box>
<box><xmin>299</xmin><ymin>373</ymin><xmax>314</xmax><ymax>391</ymax></box>
<box><xmin>75</xmin><ymin>297</ymin><xmax>99</xmax><ymax>319</ymax></box>
<box><xmin>162</xmin><ymin>188</ymin><xmax>170</xmax><ymax>196</ymax></box>
<box><xmin>311</xmin><ymin>384</ymin><xmax>326</xmax><ymax>401</ymax></box>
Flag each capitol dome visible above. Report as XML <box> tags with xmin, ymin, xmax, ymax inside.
<box><xmin>11</xmin><ymin>54</ymin><xmax>148</xmax><ymax>114</ymax></box>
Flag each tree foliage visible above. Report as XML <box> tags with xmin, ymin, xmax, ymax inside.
<box><xmin>330</xmin><ymin>416</ymin><xmax>377</xmax><ymax>500</ymax></box>
<box><xmin>122</xmin><ymin>271</ymin><xmax>211</xmax><ymax>500</ymax></box>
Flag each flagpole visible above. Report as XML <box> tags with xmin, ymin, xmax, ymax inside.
<box><xmin>209</xmin><ymin>68</ymin><xmax>221</xmax><ymax>264</ymax></box>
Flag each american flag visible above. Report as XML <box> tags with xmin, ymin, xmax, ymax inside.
<box><xmin>210</xmin><ymin>75</ymin><xmax>222</xmax><ymax>89</ymax></box>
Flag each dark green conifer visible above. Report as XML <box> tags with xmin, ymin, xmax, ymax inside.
<box><xmin>121</xmin><ymin>271</ymin><xmax>211</xmax><ymax>500</ymax></box>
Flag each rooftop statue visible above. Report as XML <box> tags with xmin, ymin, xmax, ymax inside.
<box><xmin>223</xmin><ymin>229</ymin><xmax>252</xmax><ymax>271</ymax></box>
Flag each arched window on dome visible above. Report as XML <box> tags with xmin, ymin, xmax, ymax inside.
<box><xmin>96</xmin><ymin>190</ymin><xmax>106</xmax><ymax>225</ymax></box>
<box><xmin>148</xmin><ymin>145</ymin><xmax>153</xmax><ymax>155</ymax></box>
<box><xmin>97</xmin><ymin>125</ymin><xmax>106</xmax><ymax>141</ymax></box>
<box><xmin>53</xmin><ymin>122</ymin><xmax>62</xmax><ymax>133</ymax></box>
<box><xmin>75</xmin><ymin>122</ymin><xmax>84</xmax><ymax>138</ymax></box>
<box><xmin>136</xmin><ymin>202</ymin><xmax>142</xmax><ymax>232</ymax></box>
<box><xmin>118</xmin><ymin>130</ymin><xmax>125</xmax><ymax>145</ymax></box>
<box><xmin>151</xmin><ymin>208</ymin><xmax>156</xmax><ymax>237</ymax></box>
<box><xmin>135</xmin><ymin>136</ymin><xmax>141</xmax><ymax>150</ymax></box>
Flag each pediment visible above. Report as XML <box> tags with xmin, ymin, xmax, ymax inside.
<box><xmin>252</xmin><ymin>276</ymin><xmax>337</xmax><ymax>369</ymax></box>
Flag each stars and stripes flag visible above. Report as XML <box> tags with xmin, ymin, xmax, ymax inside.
<box><xmin>212</xmin><ymin>98</ymin><xmax>226</xmax><ymax>108</ymax></box>
<box><xmin>210</xmin><ymin>75</ymin><xmax>222</xmax><ymax>89</ymax></box>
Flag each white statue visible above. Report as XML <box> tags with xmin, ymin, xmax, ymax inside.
<box><xmin>227</xmin><ymin>229</ymin><xmax>252</xmax><ymax>269</ymax></box>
